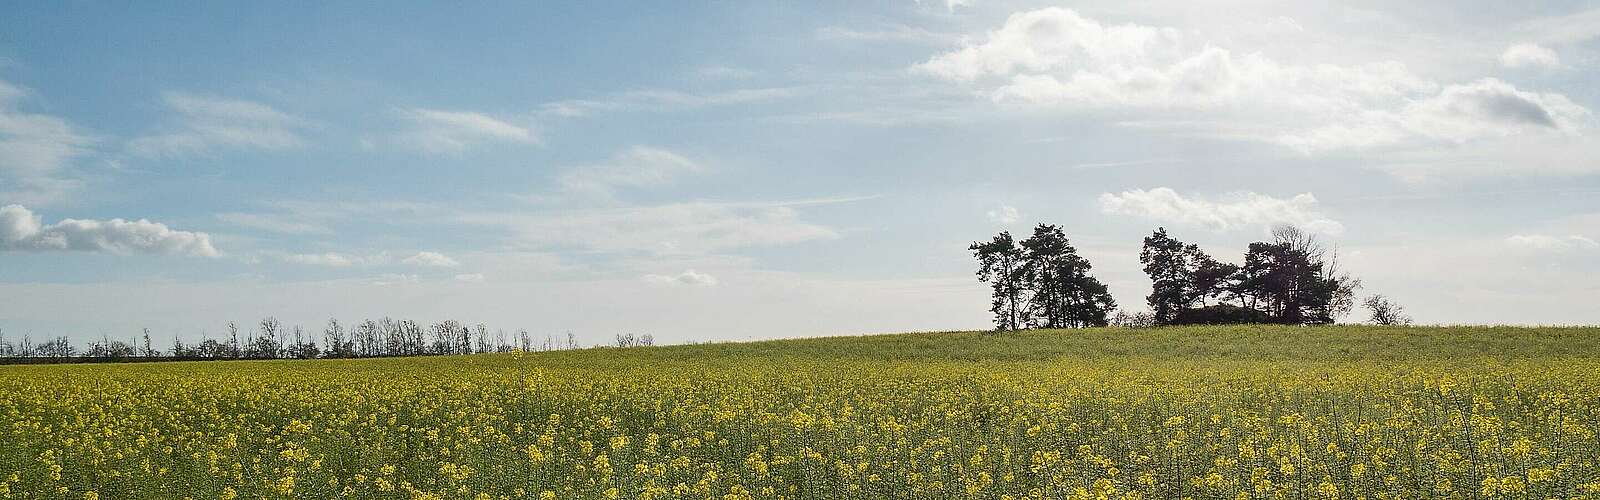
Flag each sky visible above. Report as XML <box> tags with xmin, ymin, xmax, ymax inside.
<box><xmin>2</xmin><ymin>1</ymin><xmax>1598</xmax><ymax>346</ymax></box>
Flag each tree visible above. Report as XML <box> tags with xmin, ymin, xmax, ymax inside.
<box><xmin>251</xmin><ymin>317</ymin><xmax>283</xmax><ymax>359</ymax></box>
<box><xmin>1140</xmin><ymin>228</ymin><xmax>1192</xmax><ymax>325</ymax></box>
<box><xmin>1235</xmin><ymin>226</ymin><xmax>1358</xmax><ymax>325</ymax></box>
<box><xmin>1019</xmin><ymin>224</ymin><xmax>1116</xmax><ymax>328</ymax></box>
<box><xmin>475</xmin><ymin>324</ymin><xmax>490</xmax><ymax>354</ymax></box>
<box><xmin>1109</xmin><ymin>310</ymin><xmax>1157</xmax><ymax>329</ymax></box>
<box><xmin>1364</xmin><ymin>294</ymin><xmax>1412</xmax><ymax>326</ymax></box>
<box><xmin>969</xmin><ymin>231</ymin><xmax>1029</xmax><ymax>330</ymax></box>
<box><xmin>1140</xmin><ymin>228</ymin><xmax>1239</xmax><ymax>325</ymax></box>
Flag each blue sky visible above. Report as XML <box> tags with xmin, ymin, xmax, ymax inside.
<box><xmin>3</xmin><ymin>1</ymin><xmax>1598</xmax><ymax>344</ymax></box>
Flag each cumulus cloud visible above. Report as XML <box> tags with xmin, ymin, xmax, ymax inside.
<box><xmin>1098</xmin><ymin>187</ymin><xmax>1344</xmax><ymax>234</ymax></box>
<box><xmin>987</xmin><ymin>205</ymin><xmax>1019</xmax><ymax>224</ymax></box>
<box><xmin>393</xmin><ymin>108</ymin><xmax>538</xmax><ymax>154</ymax></box>
<box><xmin>1279</xmin><ymin>78</ymin><xmax>1589</xmax><ymax>151</ymax></box>
<box><xmin>0</xmin><ymin>79</ymin><xmax>93</xmax><ymax>203</ymax></box>
<box><xmin>642</xmin><ymin>269</ymin><xmax>719</xmax><ymax>286</ymax></box>
<box><xmin>402</xmin><ymin>251</ymin><xmax>460</xmax><ymax>267</ymax></box>
<box><xmin>128</xmin><ymin>92</ymin><xmax>307</xmax><ymax>157</ymax></box>
<box><xmin>918</xmin><ymin>7</ymin><xmax>1589</xmax><ymax>154</ymax></box>
<box><xmin>559</xmin><ymin>146</ymin><xmax>703</xmax><ymax>199</ymax></box>
<box><xmin>1505</xmin><ymin>234</ymin><xmax>1599</xmax><ymax>251</ymax></box>
<box><xmin>0</xmin><ymin>204</ymin><xmax>218</xmax><ymax>256</ymax></box>
<box><xmin>1500</xmin><ymin>43</ymin><xmax>1561</xmax><ymax>69</ymax></box>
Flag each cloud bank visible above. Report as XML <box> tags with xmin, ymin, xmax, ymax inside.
<box><xmin>919</xmin><ymin>8</ymin><xmax>1590</xmax><ymax>153</ymax></box>
<box><xmin>1098</xmin><ymin>187</ymin><xmax>1344</xmax><ymax>234</ymax></box>
<box><xmin>0</xmin><ymin>204</ymin><xmax>218</xmax><ymax>257</ymax></box>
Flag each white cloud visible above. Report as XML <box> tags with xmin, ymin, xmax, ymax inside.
<box><xmin>987</xmin><ymin>204</ymin><xmax>1019</xmax><ymax>224</ymax></box>
<box><xmin>1500</xmin><ymin>43</ymin><xmax>1561</xmax><ymax>69</ymax></box>
<box><xmin>539</xmin><ymin>87</ymin><xmax>805</xmax><ymax>118</ymax></box>
<box><xmin>1514</xmin><ymin>7</ymin><xmax>1600</xmax><ymax>45</ymax></box>
<box><xmin>461</xmin><ymin>201</ymin><xmax>839</xmax><ymax>255</ymax></box>
<box><xmin>128</xmin><ymin>92</ymin><xmax>306</xmax><ymax>157</ymax></box>
<box><xmin>914</xmin><ymin>0</ymin><xmax>972</xmax><ymax>12</ymax></box>
<box><xmin>694</xmin><ymin>66</ymin><xmax>756</xmax><ymax>80</ymax></box>
<box><xmin>215</xmin><ymin>212</ymin><xmax>331</xmax><ymax>235</ymax></box>
<box><xmin>276</xmin><ymin>250</ymin><xmax>458</xmax><ymax>268</ymax></box>
<box><xmin>918</xmin><ymin>8</ymin><xmax>1589</xmax><ymax>155</ymax></box>
<box><xmin>1505</xmin><ymin>234</ymin><xmax>1599</xmax><ymax>251</ymax></box>
<box><xmin>817</xmin><ymin>24</ymin><xmax>957</xmax><ymax>45</ymax></box>
<box><xmin>1098</xmin><ymin>187</ymin><xmax>1344</xmax><ymax>234</ymax></box>
<box><xmin>282</xmin><ymin>252</ymin><xmax>361</xmax><ymax>267</ymax></box>
<box><xmin>371</xmin><ymin>273</ymin><xmax>419</xmax><ymax>286</ymax></box>
<box><xmin>0</xmin><ymin>79</ymin><xmax>93</xmax><ymax>204</ymax></box>
<box><xmin>559</xmin><ymin>146</ymin><xmax>703</xmax><ymax>199</ymax></box>
<box><xmin>402</xmin><ymin>251</ymin><xmax>460</xmax><ymax>267</ymax></box>
<box><xmin>0</xmin><ymin>204</ymin><xmax>219</xmax><ymax>256</ymax></box>
<box><xmin>642</xmin><ymin>269</ymin><xmax>719</xmax><ymax>286</ymax></box>
<box><xmin>394</xmin><ymin>108</ymin><xmax>538</xmax><ymax>154</ymax></box>
<box><xmin>454</xmin><ymin>273</ymin><xmax>486</xmax><ymax>283</ymax></box>
<box><xmin>1279</xmin><ymin>78</ymin><xmax>1589</xmax><ymax>151</ymax></box>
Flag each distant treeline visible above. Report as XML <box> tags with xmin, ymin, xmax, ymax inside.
<box><xmin>972</xmin><ymin>223</ymin><xmax>1403</xmax><ymax>330</ymax></box>
<box><xmin>0</xmin><ymin>319</ymin><xmax>656</xmax><ymax>364</ymax></box>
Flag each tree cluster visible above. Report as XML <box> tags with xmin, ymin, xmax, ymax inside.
<box><xmin>969</xmin><ymin>224</ymin><xmax>1117</xmax><ymax>330</ymax></box>
<box><xmin>0</xmin><ymin>318</ymin><xmax>642</xmax><ymax>364</ymax></box>
<box><xmin>971</xmin><ymin>223</ymin><xmax>1391</xmax><ymax>331</ymax></box>
<box><xmin>1140</xmin><ymin>225</ymin><xmax>1359</xmax><ymax>326</ymax></box>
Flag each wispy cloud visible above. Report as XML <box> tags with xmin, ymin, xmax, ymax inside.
<box><xmin>0</xmin><ymin>78</ymin><xmax>94</xmax><ymax>204</ymax></box>
<box><xmin>539</xmin><ymin>87</ymin><xmax>807</xmax><ymax>118</ymax></box>
<box><xmin>392</xmin><ymin>107</ymin><xmax>539</xmax><ymax>154</ymax></box>
<box><xmin>642</xmin><ymin>269</ymin><xmax>719</xmax><ymax>286</ymax></box>
<box><xmin>1513</xmin><ymin>7</ymin><xmax>1600</xmax><ymax>45</ymax></box>
<box><xmin>401</xmin><ymin>251</ymin><xmax>460</xmax><ymax>267</ymax></box>
<box><xmin>816</xmin><ymin>24</ymin><xmax>958</xmax><ymax>45</ymax></box>
<box><xmin>460</xmin><ymin>201</ymin><xmax>839</xmax><ymax>255</ymax></box>
<box><xmin>216</xmin><ymin>212</ymin><xmax>332</xmax><ymax>235</ymax></box>
<box><xmin>986</xmin><ymin>204</ymin><xmax>1018</xmax><ymax>225</ymax></box>
<box><xmin>128</xmin><ymin>92</ymin><xmax>307</xmax><ymax>157</ymax></box>
<box><xmin>277</xmin><ymin>250</ymin><xmax>460</xmax><ymax>268</ymax></box>
<box><xmin>1500</xmin><ymin>43</ymin><xmax>1562</xmax><ymax>69</ymax></box>
<box><xmin>1505</xmin><ymin>234</ymin><xmax>1598</xmax><ymax>251</ymax></box>
<box><xmin>558</xmin><ymin>146</ymin><xmax>704</xmax><ymax>200</ymax></box>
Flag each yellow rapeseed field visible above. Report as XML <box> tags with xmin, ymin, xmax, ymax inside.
<box><xmin>2</xmin><ymin>325</ymin><xmax>1599</xmax><ymax>499</ymax></box>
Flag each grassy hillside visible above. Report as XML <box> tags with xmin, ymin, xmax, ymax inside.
<box><xmin>3</xmin><ymin>325</ymin><xmax>1599</xmax><ymax>498</ymax></box>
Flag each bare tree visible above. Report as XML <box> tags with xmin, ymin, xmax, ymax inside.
<box><xmin>1364</xmin><ymin>294</ymin><xmax>1412</xmax><ymax>326</ymax></box>
<box><xmin>253</xmin><ymin>317</ymin><xmax>282</xmax><ymax>359</ymax></box>
<box><xmin>615</xmin><ymin>332</ymin><xmax>638</xmax><ymax>348</ymax></box>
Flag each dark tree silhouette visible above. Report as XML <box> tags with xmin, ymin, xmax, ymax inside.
<box><xmin>1364</xmin><ymin>294</ymin><xmax>1412</xmax><ymax>325</ymax></box>
<box><xmin>1020</xmin><ymin>224</ymin><xmax>1115</xmax><ymax>328</ymax></box>
<box><xmin>969</xmin><ymin>231</ymin><xmax>1029</xmax><ymax>330</ymax></box>
<box><xmin>971</xmin><ymin>224</ymin><xmax>1116</xmax><ymax>330</ymax></box>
